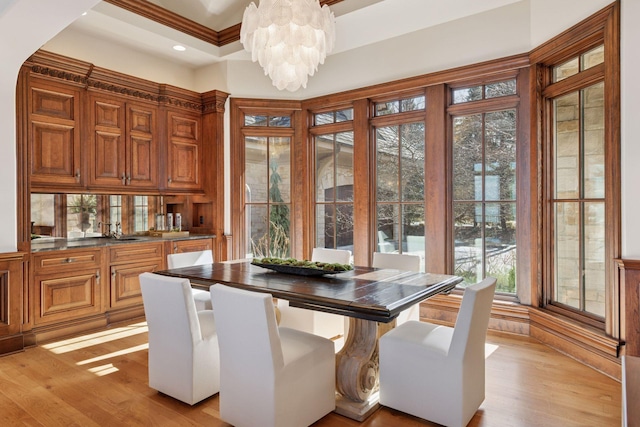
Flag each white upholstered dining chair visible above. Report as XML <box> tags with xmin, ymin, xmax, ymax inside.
<box><xmin>379</xmin><ymin>277</ymin><xmax>496</xmax><ymax>427</ymax></box>
<box><xmin>210</xmin><ymin>283</ymin><xmax>335</xmax><ymax>427</ymax></box>
<box><xmin>139</xmin><ymin>272</ymin><xmax>220</xmax><ymax>405</ymax></box>
<box><xmin>167</xmin><ymin>249</ymin><xmax>213</xmax><ymax>311</ymax></box>
<box><xmin>372</xmin><ymin>252</ymin><xmax>422</xmax><ymax>324</ymax></box>
<box><xmin>276</xmin><ymin>248</ymin><xmax>351</xmax><ymax>340</ymax></box>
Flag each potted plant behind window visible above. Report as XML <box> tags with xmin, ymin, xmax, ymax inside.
<box><xmin>68</xmin><ymin>195</ymin><xmax>97</xmax><ymax>232</ymax></box>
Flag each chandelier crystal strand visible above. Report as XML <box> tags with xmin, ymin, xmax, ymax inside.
<box><xmin>240</xmin><ymin>0</ymin><xmax>336</xmax><ymax>92</ymax></box>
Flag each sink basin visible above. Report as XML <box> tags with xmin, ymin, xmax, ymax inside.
<box><xmin>115</xmin><ymin>237</ymin><xmax>139</xmax><ymax>241</ymax></box>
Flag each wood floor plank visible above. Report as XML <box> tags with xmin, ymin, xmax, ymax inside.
<box><xmin>0</xmin><ymin>321</ymin><xmax>621</xmax><ymax>426</ymax></box>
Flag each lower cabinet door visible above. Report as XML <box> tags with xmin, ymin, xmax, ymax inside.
<box><xmin>34</xmin><ymin>269</ymin><xmax>101</xmax><ymax>326</ymax></box>
<box><xmin>110</xmin><ymin>261</ymin><xmax>161</xmax><ymax>309</ymax></box>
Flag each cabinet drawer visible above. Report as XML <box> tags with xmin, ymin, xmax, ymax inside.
<box><xmin>169</xmin><ymin>238</ymin><xmax>213</xmax><ymax>254</ymax></box>
<box><xmin>33</xmin><ymin>248</ymin><xmax>102</xmax><ymax>273</ymax></box>
<box><xmin>109</xmin><ymin>241</ymin><xmax>163</xmax><ymax>264</ymax></box>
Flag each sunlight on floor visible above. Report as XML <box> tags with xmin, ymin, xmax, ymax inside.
<box><xmin>77</xmin><ymin>343</ymin><xmax>148</xmax><ymax>366</ymax></box>
<box><xmin>88</xmin><ymin>363</ymin><xmax>120</xmax><ymax>376</ymax></box>
<box><xmin>42</xmin><ymin>321</ymin><xmax>148</xmax><ymax>354</ymax></box>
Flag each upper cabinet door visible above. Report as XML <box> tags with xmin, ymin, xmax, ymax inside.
<box><xmin>127</xmin><ymin>103</ymin><xmax>158</xmax><ymax>188</ymax></box>
<box><xmin>29</xmin><ymin>81</ymin><xmax>83</xmax><ymax>189</ymax></box>
<box><xmin>166</xmin><ymin>111</ymin><xmax>202</xmax><ymax>191</ymax></box>
<box><xmin>88</xmin><ymin>96</ymin><xmax>158</xmax><ymax>189</ymax></box>
<box><xmin>89</xmin><ymin>96</ymin><xmax>126</xmax><ymax>188</ymax></box>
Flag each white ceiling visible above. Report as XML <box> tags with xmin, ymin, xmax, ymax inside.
<box><xmin>63</xmin><ymin>0</ymin><xmax>523</xmax><ymax>69</ymax></box>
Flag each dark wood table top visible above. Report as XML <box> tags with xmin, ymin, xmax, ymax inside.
<box><xmin>156</xmin><ymin>260</ymin><xmax>463</xmax><ymax>323</ymax></box>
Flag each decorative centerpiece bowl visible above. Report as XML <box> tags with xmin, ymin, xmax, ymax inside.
<box><xmin>251</xmin><ymin>257</ymin><xmax>353</xmax><ymax>276</ymax></box>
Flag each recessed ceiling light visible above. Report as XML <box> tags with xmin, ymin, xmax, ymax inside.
<box><xmin>173</xmin><ymin>45</ymin><xmax>186</xmax><ymax>52</ymax></box>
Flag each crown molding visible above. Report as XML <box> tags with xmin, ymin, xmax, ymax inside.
<box><xmin>104</xmin><ymin>0</ymin><xmax>344</xmax><ymax>47</ymax></box>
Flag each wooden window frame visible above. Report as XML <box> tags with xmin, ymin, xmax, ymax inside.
<box><xmin>531</xmin><ymin>2</ymin><xmax>620</xmax><ymax>335</ymax></box>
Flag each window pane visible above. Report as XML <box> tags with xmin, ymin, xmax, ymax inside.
<box><xmin>554</xmin><ymin>92</ymin><xmax>580</xmax><ymax>199</ymax></box>
<box><xmin>375</xmin><ymin>100</ymin><xmax>399</xmax><ymax>116</ymax></box>
<box><xmin>336</xmin><ymin>204</ymin><xmax>354</xmax><ymax>251</ymax></box>
<box><xmin>269</xmin><ymin>137</ymin><xmax>290</xmax><ymax>203</ymax></box>
<box><xmin>111</xmin><ymin>195</ymin><xmax>122</xmax><ymax>232</ymax></box>
<box><xmin>485</xmin><ymin>110</ymin><xmax>517</xmax><ymax>201</ymax></box>
<box><xmin>485</xmin><ymin>80</ymin><xmax>516</xmax><ymax>98</ymax></box>
<box><xmin>452</xmin><ymin>86</ymin><xmax>482</xmax><ymax>104</ymax></box>
<box><xmin>553</xmin><ymin>57</ymin><xmax>579</xmax><ymax>82</ymax></box>
<box><xmin>269</xmin><ymin>116</ymin><xmax>291</xmax><ymax>127</ymax></box>
<box><xmin>377</xmin><ymin>204</ymin><xmax>399</xmax><ymax>253</ymax></box>
<box><xmin>316</xmin><ymin>204</ymin><xmax>332</xmax><ymax>248</ymax></box>
<box><xmin>583</xmin><ymin>82</ymin><xmax>605</xmax><ymax>198</ymax></box>
<box><xmin>376</xmin><ymin>126</ymin><xmax>399</xmax><ymax>202</ymax></box>
<box><xmin>400</xmin><ymin>96</ymin><xmax>425</xmax><ymax>112</ymax></box>
<box><xmin>485</xmin><ymin>202</ymin><xmax>517</xmax><ymax>293</ymax></box>
<box><xmin>403</xmin><ymin>204</ymin><xmax>425</xmax><ymax>259</ymax></box>
<box><xmin>584</xmin><ymin>201</ymin><xmax>605</xmax><ymax>316</ymax></box>
<box><xmin>245</xmin><ymin>115</ymin><xmax>267</xmax><ymax>126</ymax></box>
<box><xmin>315</xmin><ymin>112</ymin><xmax>334</xmax><ymax>125</ymax></box>
<box><xmin>246</xmin><ymin>136</ymin><xmax>268</xmax><ymax>203</ymax></box>
<box><xmin>400</xmin><ymin>123</ymin><xmax>425</xmax><ymax>202</ymax></box>
<box><xmin>316</xmin><ymin>134</ymin><xmax>335</xmax><ymax>202</ymax></box>
<box><xmin>454</xmin><ymin>202</ymin><xmax>483</xmax><ymax>286</ymax></box>
<box><xmin>581</xmin><ymin>45</ymin><xmax>604</xmax><ymax>71</ymax></box>
<box><xmin>248</xmin><ymin>205</ymin><xmax>268</xmax><ymax>257</ymax></box>
<box><xmin>554</xmin><ymin>202</ymin><xmax>580</xmax><ymax>309</ymax></box>
<box><xmin>453</xmin><ymin>114</ymin><xmax>482</xmax><ymax>201</ymax></box>
<box><xmin>336</xmin><ymin>132</ymin><xmax>354</xmax><ymax>202</ymax></box>
<box><xmin>269</xmin><ymin>204</ymin><xmax>290</xmax><ymax>257</ymax></box>
<box><xmin>336</xmin><ymin>108</ymin><xmax>353</xmax><ymax>122</ymax></box>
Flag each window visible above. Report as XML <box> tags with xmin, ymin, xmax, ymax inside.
<box><xmin>311</xmin><ymin>108</ymin><xmax>354</xmax><ymax>251</ymax></box>
<box><xmin>241</xmin><ymin>113</ymin><xmax>293</xmax><ymax>259</ymax></box>
<box><xmin>544</xmin><ymin>45</ymin><xmax>610</xmax><ymax>320</ymax></box>
<box><xmin>373</xmin><ymin>96</ymin><xmax>426</xmax><ymax>267</ymax></box>
<box><xmin>452</xmin><ymin>109</ymin><xmax>517</xmax><ymax>293</ymax></box>
<box><xmin>314</xmin><ymin>129</ymin><xmax>354</xmax><ymax>251</ymax></box>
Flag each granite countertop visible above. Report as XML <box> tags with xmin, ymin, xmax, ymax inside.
<box><xmin>31</xmin><ymin>233</ymin><xmax>216</xmax><ymax>252</ymax></box>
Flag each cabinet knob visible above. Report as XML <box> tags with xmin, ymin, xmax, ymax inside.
<box><xmin>168</xmin><ymin>176</ymin><xmax>172</xmax><ymax>184</ymax></box>
<box><xmin>65</xmin><ymin>258</ymin><xmax>75</xmax><ymax>263</ymax></box>
<box><xmin>75</xmin><ymin>169</ymin><xmax>81</xmax><ymax>182</ymax></box>
<box><xmin>96</xmin><ymin>270</ymin><xmax>101</xmax><ymax>282</ymax></box>
<box><xmin>121</xmin><ymin>173</ymin><xmax>126</xmax><ymax>185</ymax></box>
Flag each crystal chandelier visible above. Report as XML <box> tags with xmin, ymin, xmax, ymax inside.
<box><xmin>240</xmin><ymin>0</ymin><xmax>336</xmax><ymax>92</ymax></box>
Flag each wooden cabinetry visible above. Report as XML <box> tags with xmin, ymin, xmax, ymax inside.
<box><xmin>165</xmin><ymin>111</ymin><xmax>202</xmax><ymax>191</ymax></box>
<box><xmin>0</xmin><ymin>253</ymin><xmax>26</xmax><ymax>356</ymax></box>
<box><xmin>167</xmin><ymin>238</ymin><xmax>214</xmax><ymax>255</ymax></box>
<box><xmin>89</xmin><ymin>95</ymin><xmax>158</xmax><ymax>190</ymax></box>
<box><xmin>31</xmin><ymin>248</ymin><xmax>103</xmax><ymax>326</ymax></box>
<box><xmin>109</xmin><ymin>242</ymin><xmax>163</xmax><ymax>309</ymax></box>
<box><xmin>28</xmin><ymin>79</ymin><xmax>83</xmax><ymax>190</ymax></box>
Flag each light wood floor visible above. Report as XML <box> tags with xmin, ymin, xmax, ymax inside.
<box><xmin>0</xmin><ymin>320</ymin><xmax>621</xmax><ymax>426</ymax></box>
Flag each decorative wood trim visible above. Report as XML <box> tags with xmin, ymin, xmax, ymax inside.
<box><xmin>529</xmin><ymin>3</ymin><xmax>614</xmax><ymax>64</ymax></box>
<box><xmin>421</xmin><ymin>295</ymin><xmax>530</xmax><ymax>336</ymax></box>
<box><xmin>27</xmin><ymin>50</ymin><xmax>208</xmax><ymax>113</ymax></box>
<box><xmin>618</xmin><ymin>259</ymin><xmax>640</xmax><ymax>357</ymax></box>
<box><xmin>105</xmin><ymin>0</ymin><xmax>344</xmax><ymax>47</ymax></box>
<box><xmin>303</xmin><ymin>53</ymin><xmax>530</xmax><ymax>109</ymax></box>
<box><xmin>530</xmin><ymin>307</ymin><xmax>621</xmax><ymax>379</ymax></box>
<box><xmin>103</xmin><ymin>0</ymin><xmax>220</xmax><ymax>46</ymax></box>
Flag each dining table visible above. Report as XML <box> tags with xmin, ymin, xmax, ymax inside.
<box><xmin>156</xmin><ymin>259</ymin><xmax>463</xmax><ymax>421</ymax></box>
